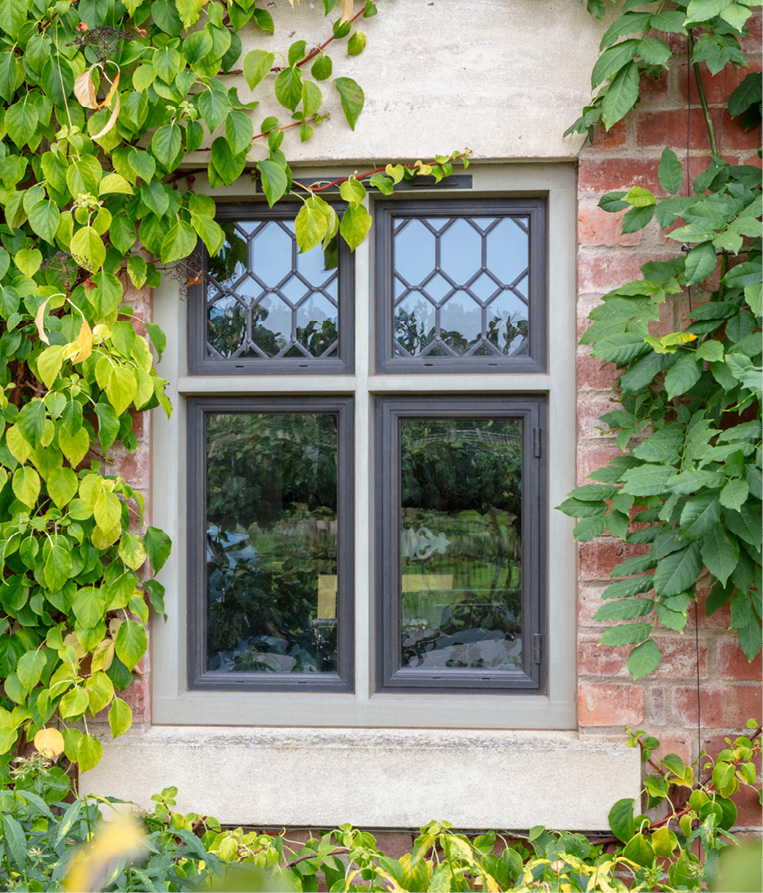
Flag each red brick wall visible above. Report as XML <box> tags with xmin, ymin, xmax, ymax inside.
<box><xmin>576</xmin><ymin>18</ymin><xmax>762</xmax><ymax>829</ymax></box>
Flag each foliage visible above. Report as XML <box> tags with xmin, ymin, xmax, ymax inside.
<box><xmin>0</xmin><ymin>724</ymin><xmax>760</xmax><ymax>891</ymax></box>
<box><xmin>559</xmin><ymin>0</ymin><xmax>762</xmax><ymax>676</ymax></box>
<box><xmin>0</xmin><ymin>0</ymin><xmax>469</xmax><ymax>774</ymax></box>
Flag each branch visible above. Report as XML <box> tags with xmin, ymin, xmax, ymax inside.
<box><xmin>283</xmin><ymin>848</ymin><xmax>346</xmax><ymax>869</ymax></box>
<box><xmin>688</xmin><ymin>29</ymin><xmax>719</xmax><ymax>157</ymax></box>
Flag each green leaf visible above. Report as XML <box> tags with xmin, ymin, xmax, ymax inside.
<box><xmin>627</xmin><ymin>638</ymin><xmax>662</xmax><ymax>678</ymax></box>
<box><xmin>1</xmin><ymin>815</ymin><xmax>27</xmax><ymax>870</ymax></box>
<box><xmin>295</xmin><ymin>201</ymin><xmax>330</xmax><ymax>254</ymax></box>
<box><xmin>594</xmin><ymin>598</ymin><xmax>653</xmax><ymax>622</ymax></box>
<box><xmin>151</xmin><ymin>123</ymin><xmax>182</xmax><ymax>169</ymax></box>
<box><xmin>340</xmin><ymin>203</ymin><xmax>372</xmax><ymax>250</ymax></box>
<box><xmin>621</xmin><ymin>464</ymin><xmax>675</xmax><ymax>496</ymax></box>
<box><xmin>591</xmin><ymin>39</ymin><xmax>639</xmax><ymax>87</ymax></box>
<box><xmin>311</xmin><ymin>54</ymin><xmax>333</xmax><ymax>81</ymax></box>
<box><xmin>191</xmin><ymin>214</ymin><xmax>225</xmax><ymax>256</ymax></box>
<box><xmin>17</xmin><ymin>399</ymin><xmax>47</xmax><ymax>446</ymax></box>
<box><xmin>17</xmin><ymin>650</ymin><xmax>46</xmax><ymax>692</ymax></box>
<box><xmin>78</xmin><ymin>734</ymin><xmax>103</xmax><ymax>772</ymax></box>
<box><xmin>348</xmin><ymin>30</ymin><xmax>367</xmax><ymax>55</ymax></box>
<box><xmin>225</xmin><ymin>110</ymin><xmax>254</xmax><ymax>155</ymax></box>
<box><xmin>161</xmin><ymin>220</ymin><xmax>197</xmax><ymax>264</ymax></box>
<box><xmin>622</xmin><ymin>833</ymin><xmax>656</xmax><ymax>868</ymax></box>
<box><xmin>28</xmin><ymin>201</ymin><xmax>61</xmax><ymax>244</ymax></box>
<box><xmin>119</xmin><ymin>533</ymin><xmax>147</xmax><ymax>571</ymax></box>
<box><xmin>658</xmin><ymin>147</ymin><xmax>683</xmax><ymax>194</ymax></box>
<box><xmin>701</xmin><ymin>528</ymin><xmax>739</xmax><ymax>586</ymax></box>
<box><xmin>197</xmin><ymin>89</ymin><xmax>229</xmax><ymax>132</ymax></box>
<box><xmin>258</xmin><ymin>160</ymin><xmax>289</xmax><ymax>207</ymax></box>
<box><xmin>13</xmin><ymin>466</ymin><xmax>40</xmax><ymax>507</ymax></box>
<box><xmin>5</xmin><ymin>101</ymin><xmax>38</xmax><ymax>147</ymax></box>
<box><xmin>729</xmin><ymin>72</ymin><xmax>762</xmax><ymax>118</ymax></box>
<box><xmin>608</xmin><ymin>798</ymin><xmax>635</xmax><ymax>843</ymax></box>
<box><xmin>725</xmin><ymin>504</ymin><xmax>763</xmax><ymax>548</ymax></box>
<box><xmin>602</xmin><ymin>61</ymin><xmax>639</xmax><ymax>129</ymax></box>
<box><xmin>144</xmin><ymin>527</ymin><xmax>172</xmax><ymax>572</ymax></box>
<box><xmin>70</xmin><ymin>226</ymin><xmax>106</xmax><ymax>273</ymax></box>
<box><xmin>210</xmin><ymin>137</ymin><xmax>247</xmax><ymax>187</ymax></box>
<box><xmin>72</xmin><ymin>586</ymin><xmax>106</xmax><ymax>629</ymax></box>
<box><xmin>48</xmin><ymin>467</ymin><xmax>78</xmax><ymax>510</ymax></box>
<box><xmin>653</xmin><ymin>542</ymin><xmax>702</xmax><ymax>596</ymax></box>
<box><xmin>115</xmin><ymin>619</ymin><xmax>148</xmax><ymax>671</ymax></box>
<box><xmin>624</xmin><ymin>186</ymin><xmax>656</xmax><ymax>207</ymax></box>
<box><xmin>243</xmin><ymin>49</ymin><xmax>275</xmax><ymax>90</ymax></box>
<box><xmin>719</xmin><ymin>478</ymin><xmax>749</xmax><ymax>512</ymax></box>
<box><xmin>638</xmin><ymin>37</ymin><xmax>671</xmax><ymax>67</ymax></box>
<box><xmin>60</xmin><ymin>686</ymin><xmax>89</xmax><ymax>718</ymax></box>
<box><xmin>664</xmin><ymin>354</ymin><xmax>701</xmax><ymax>399</ymax></box>
<box><xmin>680</xmin><ymin>492</ymin><xmax>721</xmax><ymax>540</ymax></box>
<box><xmin>334</xmin><ymin>76</ymin><xmax>365</xmax><ymax>130</ymax></box>
<box><xmin>684</xmin><ymin>241</ymin><xmax>717</xmax><ymax>285</ymax></box>
<box><xmin>600</xmin><ymin>623</ymin><xmax>652</xmax><ymax>645</ymax></box>
<box><xmin>340</xmin><ymin>179</ymin><xmax>367</xmax><ymax>204</ymax></box>
<box><xmin>622</xmin><ymin>205</ymin><xmax>655</xmax><ymax>233</ymax></box>
<box><xmin>730</xmin><ymin>591</ymin><xmax>762</xmax><ymax>660</ymax></box>
<box><xmin>109</xmin><ymin>698</ymin><xmax>133</xmax><ymax>739</ymax></box>
<box><xmin>175</xmin><ymin>0</ymin><xmax>203</xmax><ymax>29</ymax></box>
<box><xmin>99</xmin><ymin>173</ymin><xmax>133</xmax><ymax>196</ymax></box>
<box><xmin>685</xmin><ymin>0</ymin><xmax>731</xmax><ymax>24</ymax></box>
<box><xmin>275</xmin><ymin>66</ymin><xmax>303</xmax><ymax>110</ymax></box>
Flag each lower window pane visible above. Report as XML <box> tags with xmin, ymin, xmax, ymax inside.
<box><xmin>399</xmin><ymin>418</ymin><xmax>523</xmax><ymax>672</ymax></box>
<box><xmin>205</xmin><ymin>412</ymin><xmax>339</xmax><ymax>674</ymax></box>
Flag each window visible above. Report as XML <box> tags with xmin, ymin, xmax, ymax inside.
<box><xmin>152</xmin><ymin>164</ymin><xmax>578</xmax><ymax>730</ymax></box>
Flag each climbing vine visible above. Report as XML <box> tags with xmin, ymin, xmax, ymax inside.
<box><xmin>0</xmin><ymin>0</ymin><xmax>467</xmax><ymax>777</ymax></box>
<box><xmin>559</xmin><ymin>0</ymin><xmax>762</xmax><ymax>676</ymax></box>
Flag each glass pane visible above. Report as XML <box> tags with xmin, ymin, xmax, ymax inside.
<box><xmin>205</xmin><ymin>219</ymin><xmax>339</xmax><ymax>361</ymax></box>
<box><xmin>399</xmin><ymin>418</ymin><xmax>523</xmax><ymax>671</ymax></box>
<box><xmin>205</xmin><ymin>412</ymin><xmax>339</xmax><ymax>674</ymax></box>
<box><xmin>392</xmin><ymin>215</ymin><xmax>530</xmax><ymax>359</ymax></box>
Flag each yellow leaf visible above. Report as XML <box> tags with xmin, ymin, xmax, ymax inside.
<box><xmin>98</xmin><ymin>70</ymin><xmax>120</xmax><ymax>110</ymax></box>
<box><xmin>34</xmin><ymin>727</ymin><xmax>65</xmax><ymax>759</ymax></box>
<box><xmin>74</xmin><ymin>70</ymin><xmax>98</xmax><ymax>109</ymax></box>
<box><xmin>91</xmin><ymin>96</ymin><xmax>121</xmax><ymax>140</ymax></box>
<box><xmin>340</xmin><ymin>0</ymin><xmax>353</xmax><ymax>22</ymax></box>
<box><xmin>34</xmin><ymin>298</ymin><xmax>51</xmax><ymax>345</ymax></box>
<box><xmin>71</xmin><ymin>319</ymin><xmax>93</xmax><ymax>364</ymax></box>
<box><xmin>65</xmin><ymin>813</ymin><xmax>146</xmax><ymax>893</ymax></box>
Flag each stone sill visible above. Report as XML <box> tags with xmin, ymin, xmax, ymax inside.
<box><xmin>81</xmin><ymin>726</ymin><xmax>641</xmax><ymax>831</ymax></box>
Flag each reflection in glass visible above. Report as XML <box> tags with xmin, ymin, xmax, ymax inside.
<box><xmin>205</xmin><ymin>219</ymin><xmax>339</xmax><ymax>361</ymax></box>
<box><xmin>392</xmin><ymin>216</ymin><xmax>530</xmax><ymax>360</ymax></box>
<box><xmin>399</xmin><ymin>418</ymin><xmax>523</xmax><ymax>671</ymax></box>
<box><xmin>205</xmin><ymin>413</ymin><xmax>339</xmax><ymax>674</ymax></box>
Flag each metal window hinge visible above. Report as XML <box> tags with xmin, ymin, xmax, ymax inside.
<box><xmin>532</xmin><ymin>633</ymin><xmax>543</xmax><ymax>665</ymax></box>
<box><xmin>533</xmin><ymin>427</ymin><xmax>542</xmax><ymax>458</ymax></box>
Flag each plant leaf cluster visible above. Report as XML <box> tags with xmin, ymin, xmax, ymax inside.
<box><xmin>559</xmin><ymin>1</ymin><xmax>762</xmax><ymax>678</ymax></box>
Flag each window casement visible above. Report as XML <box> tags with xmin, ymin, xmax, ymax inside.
<box><xmin>151</xmin><ymin>164</ymin><xmax>578</xmax><ymax>730</ymax></box>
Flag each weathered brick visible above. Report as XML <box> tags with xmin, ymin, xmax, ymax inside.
<box><xmin>591</xmin><ymin>119</ymin><xmax>629</xmax><ymax>150</ymax></box>
<box><xmin>578</xmin><ymin>203</ymin><xmax>642</xmax><ymax>248</ymax></box>
<box><xmin>576</xmin><ymin>441</ymin><xmax>625</xmax><ymax>484</ymax></box>
<box><xmin>123</xmin><ymin>677</ymin><xmax>150</xmax><ymax>724</ymax></box>
<box><xmin>634</xmin><ymin>108</ymin><xmax>718</xmax><ymax>150</ymax></box>
<box><xmin>638</xmin><ymin>68</ymin><xmax>671</xmax><ymax>105</ymax></box>
<box><xmin>716</xmin><ymin>639</ymin><xmax>763</xmax><ymax>682</ymax></box>
<box><xmin>578</xmin><ymin>158</ymin><xmax>662</xmax><ymax>194</ymax></box>
<box><xmin>578</xmin><ymin>539</ymin><xmax>650</xmax><ymax>581</ymax></box>
<box><xmin>109</xmin><ymin>443</ymin><xmax>150</xmax><ymax>490</ymax></box>
<box><xmin>578</xmin><ymin>682</ymin><xmax>645</xmax><ymax>726</ymax></box>
<box><xmin>577</xmin><ymin>394</ymin><xmax>621</xmax><ymax>440</ymax></box>
<box><xmin>677</xmin><ymin>61</ymin><xmax>762</xmax><ymax>106</ymax></box>
<box><xmin>578</xmin><ymin>250</ymin><xmax>671</xmax><ymax>293</ymax></box>
<box><xmin>578</xmin><ymin>634</ymin><xmax>708</xmax><ymax>679</ymax></box>
<box><xmin>716</xmin><ymin>109</ymin><xmax>763</xmax><ymax>150</ymax></box>
<box><xmin>577</xmin><ymin>349</ymin><xmax>620</xmax><ymax>390</ymax></box>
<box><xmin>673</xmin><ymin>685</ymin><xmax>762</xmax><ymax>729</ymax></box>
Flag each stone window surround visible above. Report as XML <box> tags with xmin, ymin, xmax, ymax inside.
<box><xmin>81</xmin><ymin>164</ymin><xmax>642</xmax><ymax>829</ymax></box>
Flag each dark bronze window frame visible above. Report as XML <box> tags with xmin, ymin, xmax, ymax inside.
<box><xmin>188</xmin><ymin>203</ymin><xmax>355</xmax><ymax>376</ymax></box>
<box><xmin>375</xmin><ymin>396</ymin><xmax>547</xmax><ymax>694</ymax></box>
<box><xmin>187</xmin><ymin>396</ymin><xmax>355</xmax><ymax>693</ymax></box>
<box><xmin>374</xmin><ymin>198</ymin><xmax>547</xmax><ymax>374</ymax></box>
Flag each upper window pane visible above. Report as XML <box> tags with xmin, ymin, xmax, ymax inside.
<box><xmin>189</xmin><ymin>207</ymin><xmax>353</xmax><ymax>375</ymax></box>
<box><xmin>376</xmin><ymin>200</ymin><xmax>546</xmax><ymax>373</ymax></box>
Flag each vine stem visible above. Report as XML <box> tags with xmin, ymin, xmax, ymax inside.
<box><xmin>687</xmin><ymin>29</ymin><xmax>718</xmax><ymax>157</ymax></box>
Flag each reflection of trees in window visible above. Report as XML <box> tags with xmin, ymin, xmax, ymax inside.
<box><xmin>395</xmin><ymin>307</ymin><xmax>528</xmax><ymax>358</ymax></box>
<box><xmin>204</xmin><ymin>220</ymin><xmax>340</xmax><ymax>361</ymax></box>
<box><xmin>399</xmin><ymin>419</ymin><xmax>523</xmax><ymax>670</ymax></box>
<box><xmin>204</xmin><ymin>413</ymin><xmax>339</xmax><ymax>674</ymax></box>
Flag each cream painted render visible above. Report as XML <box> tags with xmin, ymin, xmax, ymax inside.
<box><xmin>82</xmin><ymin>2</ymin><xmax>644</xmax><ymax>828</ymax></box>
